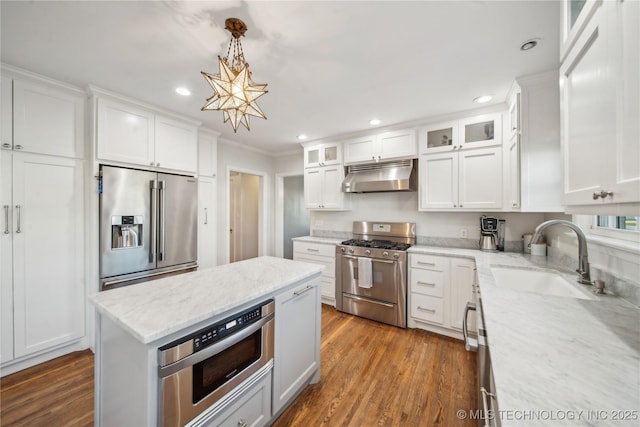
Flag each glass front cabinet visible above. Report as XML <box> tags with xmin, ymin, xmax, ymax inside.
<box><xmin>304</xmin><ymin>143</ymin><xmax>341</xmax><ymax>168</ymax></box>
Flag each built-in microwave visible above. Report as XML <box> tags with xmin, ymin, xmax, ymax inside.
<box><xmin>158</xmin><ymin>300</ymin><xmax>274</xmax><ymax>427</ymax></box>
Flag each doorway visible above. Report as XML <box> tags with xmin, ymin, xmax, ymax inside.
<box><xmin>228</xmin><ymin>170</ymin><xmax>261</xmax><ymax>263</ymax></box>
<box><xmin>275</xmin><ymin>173</ymin><xmax>310</xmax><ymax>259</ymax></box>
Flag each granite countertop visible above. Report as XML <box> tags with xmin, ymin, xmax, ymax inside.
<box><xmin>292</xmin><ymin>235</ymin><xmax>344</xmax><ymax>245</ymax></box>
<box><xmin>409</xmin><ymin>246</ymin><xmax>640</xmax><ymax>426</ymax></box>
<box><xmin>89</xmin><ymin>256</ymin><xmax>324</xmax><ymax>345</ymax></box>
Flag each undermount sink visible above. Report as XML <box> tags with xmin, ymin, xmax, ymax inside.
<box><xmin>490</xmin><ymin>267</ymin><xmax>594</xmax><ymax>300</ymax></box>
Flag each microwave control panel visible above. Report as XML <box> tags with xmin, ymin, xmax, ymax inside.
<box><xmin>193</xmin><ymin>306</ymin><xmax>262</xmax><ymax>352</ymax></box>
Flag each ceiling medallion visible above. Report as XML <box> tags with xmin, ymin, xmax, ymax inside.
<box><xmin>201</xmin><ymin>18</ymin><xmax>268</xmax><ymax>132</ymax></box>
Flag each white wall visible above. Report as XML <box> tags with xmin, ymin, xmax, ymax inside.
<box><xmin>311</xmin><ymin>191</ymin><xmax>546</xmax><ymax>244</ymax></box>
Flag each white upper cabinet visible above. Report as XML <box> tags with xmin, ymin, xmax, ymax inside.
<box><xmin>343</xmin><ymin>128</ymin><xmax>416</xmax><ymax>165</ymax></box>
<box><xmin>95</xmin><ymin>90</ymin><xmax>199</xmax><ymax>174</ymax></box>
<box><xmin>97</xmin><ymin>97</ymin><xmax>155</xmax><ymax>166</ymax></box>
<box><xmin>458</xmin><ymin>113</ymin><xmax>502</xmax><ymax>150</ymax></box>
<box><xmin>419</xmin><ymin>115</ymin><xmax>503</xmax><ymax>211</ymax></box>
<box><xmin>2</xmin><ymin>77</ymin><xmax>85</xmax><ymax>158</ymax></box>
<box><xmin>304</xmin><ymin>143</ymin><xmax>341</xmax><ymax>168</ymax></box>
<box><xmin>304</xmin><ymin>165</ymin><xmax>350</xmax><ymax>211</ymax></box>
<box><xmin>154</xmin><ymin>114</ymin><xmax>197</xmax><ymax>172</ymax></box>
<box><xmin>198</xmin><ymin>129</ymin><xmax>219</xmax><ymax>177</ymax></box>
<box><xmin>560</xmin><ymin>0</ymin><xmax>639</xmax><ymax>208</ymax></box>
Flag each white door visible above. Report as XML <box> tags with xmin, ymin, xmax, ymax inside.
<box><xmin>0</xmin><ymin>152</ymin><xmax>14</xmax><ymax>363</ymax></box>
<box><xmin>12</xmin><ymin>152</ymin><xmax>85</xmax><ymax>358</ymax></box>
<box><xmin>377</xmin><ymin>129</ymin><xmax>416</xmax><ymax>161</ymax></box>
<box><xmin>229</xmin><ymin>172</ymin><xmax>259</xmax><ymax>263</ymax></box>
<box><xmin>304</xmin><ymin>169</ymin><xmax>323</xmax><ymax>209</ymax></box>
<box><xmin>320</xmin><ymin>167</ymin><xmax>343</xmax><ymax>209</ymax></box>
<box><xmin>458</xmin><ymin>147</ymin><xmax>503</xmax><ymax>210</ymax></box>
<box><xmin>197</xmin><ymin>177</ymin><xmax>216</xmax><ymax>269</ymax></box>
<box><xmin>154</xmin><ymin>114</ymin><xmax>198</xmax><ymax>173</ymax></box>
<box><xmin>419</xmin><ymin>152</ymin><xmax>458</xmax><ymax>210</ymax></box>
<box><xmin>343</xmin><ymin>136</ymin><xmax>376</xmax><ymax>164</ymax></box>
<box><xmin>449</xmin><ymin>258</ymin><xmax>476</xmax><ymax>332</ymax></box>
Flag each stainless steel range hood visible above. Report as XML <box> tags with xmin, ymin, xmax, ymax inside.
<box><xmin>342</xmin><ymin>159</ymin><xmax>417</xmax><ymax>193</ymax></box>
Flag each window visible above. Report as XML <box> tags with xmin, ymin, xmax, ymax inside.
<box><xmin>595</xmin><ymin>216</ymin><xmax>639</xmax><ymax>231</ymax></box>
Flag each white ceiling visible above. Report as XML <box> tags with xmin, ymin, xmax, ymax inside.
<box><xmin>0</xmin><ymin>1</ymin><xmax>560</xmax><ymax>155</ymax></box>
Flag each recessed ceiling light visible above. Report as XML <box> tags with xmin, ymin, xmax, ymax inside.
<box><xmin>369</xmin><ymin>119</ymin><xmax>381</xmax><ymax>125</ymax></box>
<box><xmin>473</xmin><ymin>95</ymin><xmax>492</xmax><ymax>104</ymax></box>
<box><xmin>297</xmin><ymin>134</ymin><xmax>308</xmax><ymax>140</ymax></box>
<box><xmin>520</xmin><ymin>39</ymin><xmax>539</xmax><ymax>51</ymax></box>
<box><xmin>175</xmin><ymin>87</ymin><xmax>191</xmax><ymax>96</ymax></box>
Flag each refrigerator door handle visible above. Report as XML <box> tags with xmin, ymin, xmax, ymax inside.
<box><xmin>150</xmin><ymin>180</ymin><xmax>157</xmax><ymax>263</ymax></box>
<box><xmin>158</xmin><ymin>180</ymin><xmax>166</xmax><ymax>261</ymax></box>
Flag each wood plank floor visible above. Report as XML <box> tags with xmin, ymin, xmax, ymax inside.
<box><xmin>0</xmin><ymin>305</ymin><xmax>476</xmax><ymax>426</ymax></box>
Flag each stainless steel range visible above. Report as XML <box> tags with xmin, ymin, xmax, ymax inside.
<box><xmin>335</xmin><ymin>221</ymin><xmax>416</xmax><ymax>328</ymax></box>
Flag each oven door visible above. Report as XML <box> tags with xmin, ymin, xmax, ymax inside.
<box><xmin>158</xmin><ymin>315</ymin><xmax>274</xmax><ymax>427</ymax></box>
<box><xmin>341</xmin><ymin>255</ymin><xmax>400</xmax><ymax>303</ymax></box>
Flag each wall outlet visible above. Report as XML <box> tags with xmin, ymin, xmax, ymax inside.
<box><xmin>460</xmin><ymin>228</ymin><xmax>468</xmax><ymax>238</ymax></box>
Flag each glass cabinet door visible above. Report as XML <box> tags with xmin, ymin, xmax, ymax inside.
<box><xmin>323</xmin><ymin>145</ymin><xmax>338</xmax><ymax>164</ymax></box>
<box><xmin>305</xmin><ymin>147</ymin><xmax>320</xmax><ymax>167</ymax></box>
<box><xmin>459</xmin><ymin>113</ymin><xmax>502</xmax><ymax>149</ymax></box>
<box><xmin>423</xmin><ymin>121</ymin><xmax>459</xmax><ymax>153</ymax></box>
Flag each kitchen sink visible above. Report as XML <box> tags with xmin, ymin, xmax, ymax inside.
<box><xmin>490</xmin><ymin>267</ymin><xmax>594</xmax><ymax>300</ymax></box>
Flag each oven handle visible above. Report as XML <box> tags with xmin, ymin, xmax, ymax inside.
<box><xmin>344</xmin><ymin>293</ymin><xmax>395</xmax><ymax>308</ymax></box>
<box><xmin>342</xmin><ymin>255</ymin><xmax>396</xmax><ymax>265</ymax></box>
<box><xmin>463</xmin><ymin>302</ymin><xmax>478</xmax><ymax>352</ymax></box>
<box><xmin>158</xmin><ymin>312</ymin><xmax>274</xmax><ymax>378</ymax></box>
<box><xmin>480</xmin><ymin>386</ymin><xmax>497</xmax><ymax>427</ymax></box>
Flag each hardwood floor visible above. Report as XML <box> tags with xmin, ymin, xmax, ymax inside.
<box><xmin>0</xmin><ymin>305</ymin><xmax>476</xmax><ymax>426</ymax></box>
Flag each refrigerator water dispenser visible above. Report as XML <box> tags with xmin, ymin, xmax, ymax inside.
<box><xmin>111</xmin><ymin>215</ymin><xmax>143</xmax><ymax>249</ymax></box>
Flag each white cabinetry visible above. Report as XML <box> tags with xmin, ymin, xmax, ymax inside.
<box><xmin>504</xmin><ymin>72</ymin><xmax>563</xmax><ymax>212</ymax></box>
<box><xmin>272</xmin><ymin>278</ymin><xmax>321</xmax><ymax>415</ymax></box>
<box><xmin>560</xmin><ymin>0</ymin><xmax>640</xmax><ymax>210</ymax></box>
<box><xmin>408</xmin><ymin>254</ymin><xmax>475</xmax><ymax>340</ymax></box>
<box><xmin>94</xmin><ymin>91</ymin><xmax>199</xmax><ymax>174</ymax></box>
<box><xmin>1</xmin><ymin>76</ymin><xmax>85</xmax><ymax>158</ymax></box>
<box><xmin>304</xmin><ymin>143</ymin><xmax>341</xmax><ymax>168</ymax></box>
<box><xmin>304</xmin><ymin>165</ymin><xmax>349</xmax><ymax>210</ymax></box>
<box><xmin>197</xmin><ymin>129</ymin><xmax>218</xmax><ymax>270</ymax></box>
<box><xmin>1</xmin><ymin>152</ymin><xmax>85</xmax><ymax>366</ymax></box>
<box><xmin>419</xmin><ymin>114</ymin><xmax>503</xmax><ymax>211</ymax></box>
<box><xmin>343</xmin><ymin>128</ymin><xmax>417</xmax><ymax>165</ymax></box>
<box><xmin>293</xmin><ymin>241</ymin><xmax>336</xmax><ymax>305</ymax></box>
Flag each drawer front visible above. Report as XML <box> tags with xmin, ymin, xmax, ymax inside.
<box><xmin>293</xmin><ymin>241</ymin><xmax>335</xmax><ymax>258</ymax></box>
<box><xmin>410</xmin><ymin>254</ymin><xmax>448</xmax><ymax>271</ymax></box>
<box><xmin>410</xmin><ymin>268</ymin><xmax>445</xmax><ymax>297</ymax></box>
<box><xmin>293</xmin><ymin>254</ymin><xmax>335</xmax><ymax>279</ymax></box>
<box><xmin>410</xmin><ymin>294</ymin><xmax>444</xmax><ymax>325</ymax></box>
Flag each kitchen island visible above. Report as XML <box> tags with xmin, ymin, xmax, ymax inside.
<box><xmin>409</xmin><ymin>246</ymin><xmax>640</xmax><ymax>427</ymax></box>
<box><xmin>89</xmin><ymin>256</ymin><xmax>323</xmax><ymax>427</ymax></box>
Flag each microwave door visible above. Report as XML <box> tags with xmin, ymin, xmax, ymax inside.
<box><xmin>99</xmin><ymin>166</ymin><xmax>157</xmax><ymax>279</ymax></box>
<box><xmin>156</xmin><ymin>172</ymin><xmax>197</xmax><ymax>269</ymax></box>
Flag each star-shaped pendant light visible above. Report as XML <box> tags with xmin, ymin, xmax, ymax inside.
<box><xmin>201</xmin><ymin>18</ymin><xmax>268</xmax><ymax>132</ymax></box>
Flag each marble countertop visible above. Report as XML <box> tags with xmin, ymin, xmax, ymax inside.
<box><xmin>409</xmin><ymin>246</ymin><xmax>640</xmax><ymax>426</ymax></box>
<box><xmin>292</xmin><ymin>235</ymin><xmax>343</xmax><ymax>245</ymax></box>
<box><xmin>89</xmin><ymin>256</ymin><xmax>324</xmax><ymax>345</ymax></box>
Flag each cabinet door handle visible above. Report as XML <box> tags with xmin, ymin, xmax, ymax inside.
<box><xmin>592</xmin><ymin>192</ymin><xmax>601</xmax><ymax>200</ymax></box>
<box><xmin>600</xmin><ymin>190</ymin><xmax>613</xmax><ymax>199</ymax></box>
<box><xmin>1</xmin><ymin>143</ymin><xmax>10</xmax><ymax>149</ymax></box>
<box><xmin>15</xmin><ymin>205</ymin><xmax>21</xmax><ymax>233</ymax></box>
<box><xmin>204</xmin><ymin>207</ymin><xmax>208</xmax><ymax>225</ymax></box>
<box><xmin>238</xmin><ymin>419</ymin><xmax>248</xmax><ymax>427</ymax></box>
<box><xmin>293</xmin><ymin>284</ymin><xmax>314</xmax><ymax>296</ymax></box>
<box><xmin>14</xmin><ymin>144</ymin><xmax>23</xmax><ymax>150</ymax></box>
<box><xmin>417</xmin><ymin>306</ymin><xmax>436</xmax><ymax>313</ymax></box>
<box><xmin>3</xmin><ymin>205</ymin><xmax>9</xmax><ymax>234</ymax></box>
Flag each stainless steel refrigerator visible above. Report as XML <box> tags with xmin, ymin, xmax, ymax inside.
<box><xmin>99</xmin><ymin>165</ymin><xmax>198</xmax><ymax>291</ymax></box>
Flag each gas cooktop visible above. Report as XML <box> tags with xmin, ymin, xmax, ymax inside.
<box><xmin>340</xmin><ymin>239</ymin><xmax>413</xmax><ymax>251</ymax></box>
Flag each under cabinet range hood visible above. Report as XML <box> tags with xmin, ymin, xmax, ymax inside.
<box><xmin>342</xmin><ymin>159</ymin><xmax>417</xmax><ymax>193</ymax></box>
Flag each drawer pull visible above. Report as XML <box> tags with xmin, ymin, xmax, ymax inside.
<box><xmin>293</xmin><ymin>285</ymin><xmax>314</xmax><ymax>296</ymax></box>
<box><xmin>306</xmin><ymin>248</ymin><xmax>320</xmax><ymax>252</ymax></box>
<box><xmin>417</xmin><ymin>306</ymin><xmax>436</xmax><ymax>313</ymax></box>
<box><xmin>417</xmin><ymin>280</ymin><xmax>436</xmax><ymax>287</ymax></box>
<box><xmin>417</xmin><ymin>261</ymin><xmax>436</xmax><ymax>266</ymax></box>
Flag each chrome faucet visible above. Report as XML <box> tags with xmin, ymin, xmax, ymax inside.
<box><xmin>531</xmin><ymin>220</ymin><xmax>591</xmax><ymax>285</ymax></box>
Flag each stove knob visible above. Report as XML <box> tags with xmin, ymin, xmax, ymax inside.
<box><xmin>393</xmin><ymin>253</ymin><xmax>400</xmax><ymax>259</ymax></box>
<box><xmin>349</xmin><ymin>248</ymin><xmax>354</xmax><ymax>254</ymax></box>
<box><xmin>365</xmin><ymin>249</ymin><xmax>371</xmax><ymax>255</ymax></box>
<box><xmin>383</xmin><ymin>251</ymin><xmax>389</xmax><ymax>257</ymax></box>
<box><xmin>341</xmin><ymin>247</ymin><xmax>346</xmax><ymax>253</ymax></box>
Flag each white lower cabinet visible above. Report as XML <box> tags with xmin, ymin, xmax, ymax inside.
<box><xmin>272</xmin><ymin>278</ymin><xmax>321</xmax><ymax>415</ymax></box>
<box><xmin>292</xmin><ymin>241</ymin><xmax>336</xmax><ymax>305</ymax></box>
<box><xmin>0</xmin><ymin>152</ymin><xmax>85</xmax><ymax>367</ymax></box>
<box><xmin>408</xmin><ymin>254</ymin><xmax>476</xmax><ymax>339</ymax></box>
<box><xmin>198</xmin><ymin>369</ymin><xmax>272</xmax><ymax>427</ymax></box>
